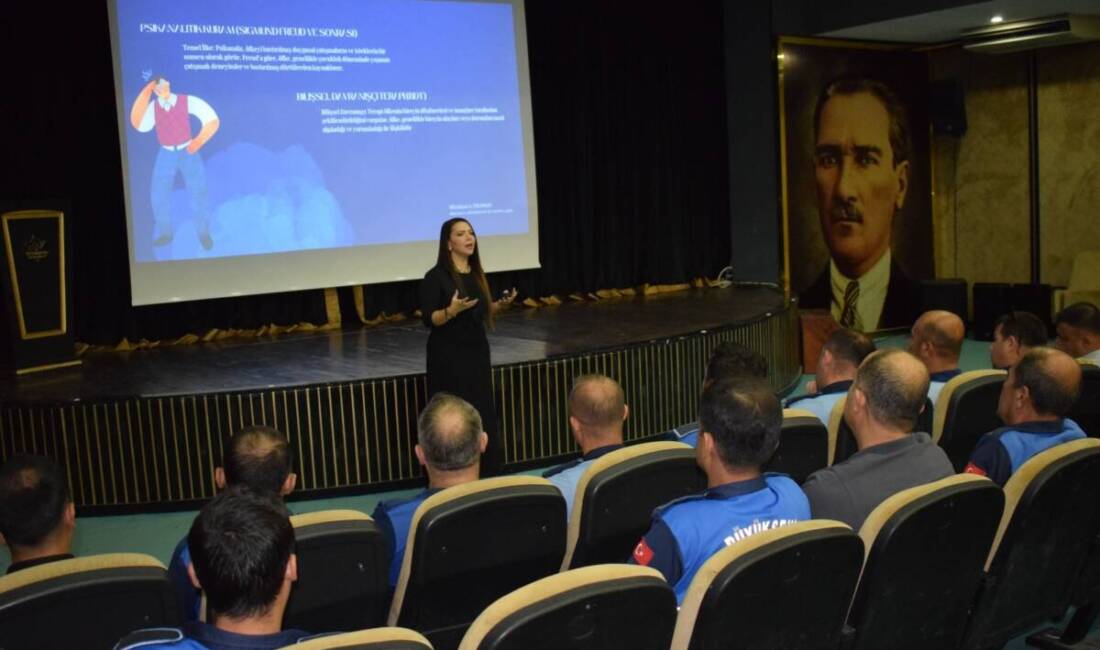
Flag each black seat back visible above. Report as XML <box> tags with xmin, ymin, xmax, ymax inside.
<box><xmin>671</xmin><ymin>521</ymin><xmax>864</xmax><ymax>650</ymax></box>
<box><xmin>388</xmin><ymin>476</ymin><xmax>566</xmax><ymax>650</ymax></box>
<box><xmin>933</xmin><ymin>370</ymin><xmax>1007</xmax><ymax>471</ymax></box>
<box><xmin>564</xmin><ymin>442</ymin><xmax>705</xmax><ymax>570</ymax></box>
<box><xmin>1070</xmin><ymin>364</ymin><xmax>1100</xmax><ymax>436</ymax></box>
<box><xmin>285</xmin><ymin>510</ymin><xmax>389</xmax><ymax>633</ymax></box>
<box><xmin>765</xmin><ymin>410</ymin><xmax>829</xmax><ymax>483</ymax></box>
<box><xmin>0</xmin><ymin>553</ymin><xmax>177</xmax><ymax>650</ymax></box>
<box><xmin>458</xmin><ymin>565</ymin><xmax>676</xmax><ymax>650</ymax></box>
<box><xmin>848</xmin><ymin>475</ymin><xmax>1004</xmax><ymax>650</ymax></box>
<box><xmin>963</xmin><ymin>439</ymin><xmax>1100</xmax><ymax>648</ymax></box>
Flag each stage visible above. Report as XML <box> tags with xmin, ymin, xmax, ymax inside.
<box><xmin>0</xmin><ymin>286</ymin><xmax>799</xmax><ymax>512</ymax></box>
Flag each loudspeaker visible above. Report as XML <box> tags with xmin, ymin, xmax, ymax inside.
<box><xmin>972</xmin><ymin>282</ymin><xmax>1053</xmax><ymax>341</ymax></box>
<box><xmin>920</xmin><ymin>279</ymin><xmax>968</xmax><ymax>325</ymax></box>
<box><xmin>931</xmin><ymin>79</ymin><xmax>967</xmax><ymax>137</ymax></box>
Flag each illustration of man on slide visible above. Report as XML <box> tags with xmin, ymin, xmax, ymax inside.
<box><xmin>129</xmin><ymin>75</ymin><xmax>219</xmax><ymax>250</ymax></box>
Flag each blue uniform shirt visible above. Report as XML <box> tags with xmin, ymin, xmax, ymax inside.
<box><xmin>372</xmin><ymin>488</ymin><xmax>441</xmax><ymax>586</ymax></box>
<box><xmin>671</xmin><ymin>422</ymin><xmax>701</xmax><ymax>447</ymax></box>
<box><xmin>113</xmin><ymin>622</ymin><xmax>311</xmax><ymax>650</ymax></box>
<box><xmin>543</xmin><ymin>444</ymin><xmax>624</xmax><ymax>520</ymax></box>
<box><xmin>784</xmin><ymin>380</ymin><xmax>853</xmax><ymax>425</ymax></box>
<box><xmin>965</xmin><ymin>418</ymin><xmax>1086</xmax><ymax>486</ymax></box>
<box><xmin>628</xmin><ymin>474</ymin><xmax>810</xmax><ymax>603</ymax></box>
<box><xmin>166</xmin><ymin>537</ymin><xmax>201</xmax><ymax>622</ymax></box>
<box><xmin>928</xmin><ymin>368</ymin><xmax>963</xmax><ymax>406</ymax></box>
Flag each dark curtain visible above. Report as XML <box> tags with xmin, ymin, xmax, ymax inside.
<box><xmin>1</xmin><ymin>1</ymin><xmax>730</xmax><ymax>345</ymax></box>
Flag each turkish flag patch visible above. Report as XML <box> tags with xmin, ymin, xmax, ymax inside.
<box><xmin>633</xmin><ymin>539</ymin><xmax>654</xmax><ymax>566</ymax></box>
<box><xmin>964</xmin><ymin>462</ymin><xmax>987</xmax><ymax>477</ymax></box>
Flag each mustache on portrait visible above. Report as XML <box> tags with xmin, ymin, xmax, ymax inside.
<box><xmin>829</xmin><ymin>204</ymin><xmax>862</xmax><ymax>224</ymax></box>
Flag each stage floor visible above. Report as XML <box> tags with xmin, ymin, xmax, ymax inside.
<box><xmin>1</xmin><ymin>286</ymin><xmax>787</xmax><ymax>402</ymax></box>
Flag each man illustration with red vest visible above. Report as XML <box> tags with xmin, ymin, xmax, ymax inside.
<box><xmin>129</xmin><ymin>76</ymin><xmax>219</xmax><ymax>250</ymax></box>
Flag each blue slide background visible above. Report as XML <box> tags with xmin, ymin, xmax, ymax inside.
<box><xmin>115</xmin><ymin>0</ymin><xmax>530</xmax><ymax>263</ymax></box>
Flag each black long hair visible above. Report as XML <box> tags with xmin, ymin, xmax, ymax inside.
<box><xmin>436</xmin><ymin>218</ymin><xmax>493</xmax><ymax>326</ymax></box>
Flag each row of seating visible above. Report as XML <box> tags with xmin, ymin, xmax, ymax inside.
<box><xmin>3</xmin><ymin>437</ymin><xmax>1099</xmax><ymax>649</ymax></box>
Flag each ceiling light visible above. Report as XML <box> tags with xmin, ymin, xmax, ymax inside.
<box><xmin>991</xmin><ymin>14</ymin><xmax>1005</xmax><ymax>24</ymax></box>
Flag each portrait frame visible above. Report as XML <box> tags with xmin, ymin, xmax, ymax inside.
<box><xmin>778</xmin><ymin>36</ymin><xmax>934</xmax><ymax>331</ymax></box>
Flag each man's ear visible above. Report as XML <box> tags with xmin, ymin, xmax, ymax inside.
<box><xmin>286</xmin><ymin>553</ymin><xmax>298</xmax><ymax>583</ymax></box>
<box><xmin>414</xmin><ymin>444</ymin><xmax>427</xmax><ymax>467</ymax></box>
<box><xmin>187</xmin><ymin>562</ymin><xmax>202</xmax><ymax>590</ymax></box>
<box><xmin>478</xmin><ymin>431</ymin><xmax>488</xmax><ymax>453</ymax></box>
<box><xmin>63</xmin><ymin>502</ymin><xmax>76</xmax><ymax>527</ymax></box>
<box><xmin>281</xmin><ymin>473</ymin><xmax>297</xmax><ymax>496</ymax></box>
<box><xmin>214</xmin><ymin>467</ymin><xmax>226</xmax><ymax>490</ymax></box>
<box><xmin>894</xmin><ymin>160</ymin><xmax>910</xmax><ymax>209</ymax></box>
<box><xmin>622</xmin><ymin>404</ymin><xmax>630</xmax><ymax>422</ymax></box>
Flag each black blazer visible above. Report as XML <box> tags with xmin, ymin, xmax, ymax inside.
<box><xmin>799</xmin><ymin>256</ymin><xmax>920</xmax><ymax>330</ymax></box>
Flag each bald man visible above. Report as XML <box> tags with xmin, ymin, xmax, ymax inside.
<box><xmin>802</xmin><ymin>349</ymin><xmax>954</xmax><ymax>530</ymax></box>
<box><xmin>964</xmin><ymin>347</ymin><xmax>1086</xmax><ymax>486</ymax></box>
<box><xmin>543</xmin><ymin>375</ymin><xmax>628</xmax><ymax>520</ymax></box>
<box><xmin>372</xmin><ymin>393</ymin><xmax>488</xmax><ymax>586</ymax></box>
<box><xmin>909</xmin><ymin>310</ymin><xmax>965</xmax><ymax>405</ymax></box>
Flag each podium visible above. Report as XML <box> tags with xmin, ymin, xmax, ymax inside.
<box><xmin>0</xmin><ymin>206</ymin><xmax>79</xmax><ymax>374</ymax></box>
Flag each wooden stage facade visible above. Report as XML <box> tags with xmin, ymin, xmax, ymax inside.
<box><xmin>0</xmin><ymin>286</ymin><xmax>799</xmax><ymax>513</ymax></box>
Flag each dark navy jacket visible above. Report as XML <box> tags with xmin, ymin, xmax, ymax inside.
<box><xmin>372</xmin><ymin>488</ymin><xmax>441</xmax><ymax>586</ymax></box>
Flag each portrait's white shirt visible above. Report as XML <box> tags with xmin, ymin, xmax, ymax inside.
<box><xmin>1082</xmin><ymin>348</ymin><xmax>1100</xmax><ymax>366</ymax></box>
<box><xmin>829</xmin><ymin>249</ymin><xmax>891</xmax><ymax>331</ymax></box>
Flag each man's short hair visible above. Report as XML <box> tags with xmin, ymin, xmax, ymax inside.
<box><xmin>1013</xmin><ymin>348</ymin><xmax>1081</xmax><ymax>417</ymax></box>
<box><xmin>813</xmin><ymin>77</ymin><xmax>912</xmax><ymax>168</ymax></box>
<box><xmin>917</xmin><ymin>314</ymin><xmax>964</xmax><ymax>359</ymax></box>
<box><xmin>1055</xmin><ymin>302</ymin><xmax>1100</xmax><ymax>335</ymax></box>
<box><xmin>569</xmin><ymin>375</ymin><xmax>625</xmax><ymax>430</ymax></box>
<box><xmin>995</xmin><ymin>311</ymin><xmax>1048</xmax><ymax>347</ymax></box>
<box><xmin>705</xmin><ymin>341</ymin><xmax>768</xmax><ymax>385</ymax></box>
<box><xmin>222</xmin><ymin>426</ymin><xmax>293</xmax><ymax>495</ymax></box>
<box><xmin>855</xmin><ymin>349</ymin><xmax>929</xmax><ymax>431</ymax></box>
<box><xmin>0</xmin><ymin>455</ymin><xmax>69</xmax><ymax>548</ymax></box>
<box><xmin>698</xmin><ymin>378</ymin><xmax>781</xmax><ymax>470</ymax></box>
<box><xmin>417</xmin><ymin>393</ymin><xmax>483</xmax><ymax>471</ymax></box>
<box><xmin>823</xmin><ymin>328</ymin><xmax>877</xmax><ymax>368</ymax></box>
<box><xmin>188</xmin><ymin>488</ymin><xmax>294</xmax><ymax>620</ymax></box>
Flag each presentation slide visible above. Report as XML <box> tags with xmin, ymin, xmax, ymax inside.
<box><xmin>109</xmin><ymin>0</ymin><xmax>539</xmax><ymax>305</ymax></box>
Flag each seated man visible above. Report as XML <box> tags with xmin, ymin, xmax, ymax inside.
<box><xmin>1054</xmin><ymin>302</ymin><xmax>1100</xmax><ymax>365</ymax></box>
<box><xmin>909</xmin><ymin>310</ymin><xmax>965</xmax><ymax>404</ymax></box>
<box><xmin>965</xmin><ymin>347</ymin><xmax>1085</xmax><ymax>486</ymax></box>
<box><xmin>786</xmin><ymin>328</ymin><xmax>876</xmax><ymax>424</ymax></box>
<box><xmin>0</xmin><ymin>455</ymin><xmax>75</xmax><ymax>574</ymax></box>
<box><xmin>673</xmin><ymin>341</ymin><xmax>769</xmax><ymax>447</ymax></box>
<box><xmin>543</xmin><ymin>375</ymin><xmax>627</xmax><ymax>520</ymax></box>
<box><xmin>990</xmin><ymin>311</ymin><xmax>1049</xmax><ymax>370</ymax></box>
<box><xmin>167</xmin><ymin>425</ymin><xmax>297</xmax><ymax>621</ymax></box>
<box><xmin>372</xmin><ymin>392</ymin><xmax>487</xmax><ymax>587</ymax></box>
<box><xmin>802</xmin><ymin>349</ymin><xmax>954</xmax><ymax>531</ymax></box>
<box><xmin>115</xmin><ymin>488</ymin><xmax>308</xmax><ymax>650</ymax></box>
<box><xmin>629</xmin><ymin>378</ymin><xmax>809</xmax><ymax>603</ymax></box>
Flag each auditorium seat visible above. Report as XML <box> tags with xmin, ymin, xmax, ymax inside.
<box><xmin>457</xmin><ymin>565</ymin><xmax>676</xmax><ymax>650</ymax></box>
<box><xmin>846</xmin><ymin>474</ymin><xmax>1004</xmax><ymax>650</ymax></box>
<box><xmin>387</xmin><ymin>476</ymin><xmax>566</xmax><ymax>650</ymax></box>
<box><xmin>284</xmin><ymin>509</ymin><xmax>390</xmax><ymax>633</ymax></box>
<box><xmin>933</xmin><ymin>369</ymin><xmax>1007</xmax><ymax>471</ymax></box>
<box><xmin>827</xmin><ymin>397</ymin><xmax>851</xmax><ymax>465</ymax></box>
<box><xmin>278</xmin><ymin>627</ymin><xmax>433</xmax><ymax>649</ymax></box>
<box><xmin>0</xmin><ymin>553</ymin><xmax>177</xmax><ymax>650</ymax></box>
<box><xmin>560</xmin><ymin>441</ymin><xmax>705</xmax><ymax>570</ymax></box>
<box><xmin>763</xmin><ymin>409</ymin><xmax>830</xmax><ymax>484</ymax></box>
<box><xmin>1069</xmin><ymin>362</ymin><xmax>1100</xmax><ymax>437</ymax></box>
<box><xmin>962</xmin><ymin>438</ymin><xmax>1100</xmax><ymax>649</ymax></box>
<box><xmin>670</xmin><ymin>521</ymin><xmax>863</xmax><ymax>650</ymax></box>
<box><xmin>1027</xmin><ymin>528</ymin><xmax>1100</xmax><ymax>648</ymax></box>
<box><xmin>830</xmin><ymin>397</ymin><xmax>936</xmax><ymax>466</ymax></box>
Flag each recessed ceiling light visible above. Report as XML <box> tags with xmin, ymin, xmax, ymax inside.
<box><xmin>991</xmin><ymin>14</ymin><xmax>1005</xmax><ymax>24</ymax></box>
